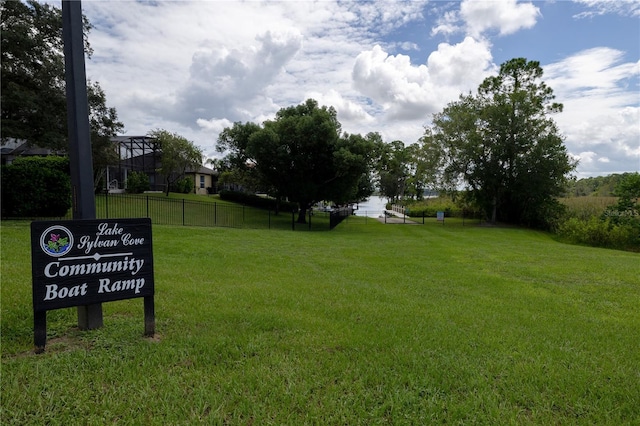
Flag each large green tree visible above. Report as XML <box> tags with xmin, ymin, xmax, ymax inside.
<box><xmin>606</xmin><ymin>172</ymin><xmax>640</xmax><ymax>230</ymax></box>
<box><xmin>217</xmin><ymin>99</ymin><xmax>376</xmax><ymax>222</ymax></box>
<box><xmin>1</xmin><ymin>0</ymin><xmax>123</xmax><ymax>190</ymax></box>
<box><xmin>148</xmin><ymin>129</ymin><xmax>203</xmax><ymax>196</ymax></box>
<box><xmin>375</xmin><ymin>140</ymin><xmax>409</xmax><ymax>203</ymax></box>
<box><xmin>215</xmin><ymin>121</ymin><xmax>264</xmax><ymax>193</ymax></box>
<box><xmin>1</xmin><ymin>0</ymin><xmax>71</xmax><ymax>148</ymax></box>
<box><xmin>373</xmin><ymin>136</ymin><xmax>442</xmax><ymax>202</ymax></box>
<box><xmin>325</xmin><ymin>132</ymin><xmax>377</xmax><ymax>206</ymax></box>
<box><xmin>428</xmin><ymin>58</ymin><xmax>576</xmax><ymax>227</ymax></box>
<box><xmin>410</xmin><ymin>129</ymin><xmax>445</xmax><ymax>198</ymax></box>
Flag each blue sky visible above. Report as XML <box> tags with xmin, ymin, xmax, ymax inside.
<box><xmin>54</xmin><ymin>0</ymin><xmax>639</xmax><ymax>178</ymax></box>
<box><xmin>488</xmin><ymin>2</ymin><xmax>638</xmax><ymax>64</ymax></box>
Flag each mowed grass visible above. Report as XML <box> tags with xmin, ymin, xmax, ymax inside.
<box><xmin>2</xmin><ymin>219</ymin><xmax>639</xmax><ymax>424</ymax></box>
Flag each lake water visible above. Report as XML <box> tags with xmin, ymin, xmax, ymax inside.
<box><xmin>353</xmin><ymin>195</ymin><xmax>388</xmax><ymax>217</ymax></box>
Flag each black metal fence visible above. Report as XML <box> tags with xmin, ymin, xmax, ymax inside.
<box><xmin>3</xmin><ymin>193</ymin><xmax>484</xmax><ymax>229</ymax></box>
<box><xmin>8</xmin><ymin>193</ymin><xmax>339</xmax><ymax>231</ymax></box>
<box><xmin>98</xmin><ymin>193</ymin><xmax>329</xmax><ymax>230</ymax></box>
<box><xmin>330</xmin><ymin>207</ymin><xmax>353</xmax><ymax>229</ymax></box>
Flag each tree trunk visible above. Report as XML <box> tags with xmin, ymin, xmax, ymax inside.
<box><xmin>297</xmin><ymin>207</ymin><xmax>307</xmax><ymax>224</ymax></box>
<box><xmin>490</xmin><ymin>195</ymin><xmax>497</xmax><ymax>224</ymax></box>
<box><xmin>93</xmin><ymin>168</ymin><xmax>105</xmax><ymax>193</ymax></box>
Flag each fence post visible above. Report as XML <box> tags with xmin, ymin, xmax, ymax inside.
<box><xmin>214</xmin><ymin>202</ymin><xmax>217</xmax><ymax>225</ymax></box>
<box><xmin>105</xmin><ymin>191</ymin><xmax>109</xmax><ymax>218</ymax></box>
<box><xmin>182</xmin><ymin>199</ymin><xmax>185</xmax><ymax>226</ymax></box>
<box><xmin>146</xmin><ymin>196</ymin><xmax>149</xmax><ymax>218</ymax></box>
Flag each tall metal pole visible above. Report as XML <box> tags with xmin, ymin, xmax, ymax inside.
<box><xmin>62</xmin><ymin>0</ymin><xmax>103</xmax><ymax>329</ymax></box>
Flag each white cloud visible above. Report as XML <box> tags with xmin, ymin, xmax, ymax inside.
<box><xmin>430</xmin><ymin>0</ymin><xmax>541</xmax><ymax>40</ymax></box>
<box><xmin>168</xmin><ymin>29</ymin><xmax>303</xmax><ymax>125</ymax></box>
<box><xmin>573</xmin><ymin>0</ymin><xmax>640</xmax><ymax>18</ymax></box>
<box><xmin>426</xmin><ymin>37</ymin><xmax>496</xmax><ymax>87</ymax></box>
<box><xmin>81</xmin><ymin>1</ymin><xmax>430</xmax><ymax>146</ymax></box>
<box><xmin>398</xmin><ymin>42</ymin><xmax>419</xmax><ymax>52</ymax></box>
<box><xmin>460</xmin><ymin>0</ymin><xmax>540</xmax><ymax>37</ymax></box>
<box><xmin>352</xmin><ymin>37</ymin><xmax>494</xmax><ymax>120</ymax></box>
<box><xmin>545</xmin><ymin>48</ymin><xmax>640</xmax><ymax>175</ymax></box>
<box><xmin>545</xmin><ymin>48</ymin><xmax>639</xmax><ymax>94</ymax></box>
<box><xmin>196</xmin><ymin>117</ymin><xmax>233</xmax><ymax>134</ymax></box>
<box><xmin>304</xmin><ymin>89</ymin><xmax>375</xmax><ymax>124</ymax></box>
<box><xmin>431</xmin><ymin>10</ymin><xmax>461</xmax><ymax>37</ymax></box>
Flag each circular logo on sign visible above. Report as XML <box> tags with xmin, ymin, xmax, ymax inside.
<box><xmin>40</xmin><ymin>225</ymin><xmax>74</xmax><ymax>257</ymax></box>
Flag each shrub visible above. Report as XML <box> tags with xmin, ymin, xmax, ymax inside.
<box><xmin>556</xmin><ymin>175</ymin><xmax>640</xmax><ymax>251</ymax></box>
<box><xmin>172</xmin><ymin>177</ymin><xmax>194</xmax><ymax>194</ymax></box>
<box><xmin>603</xmin><ymin>173</ymin><xmax>639</xmax><ymax>232</ymax></box>
<box><xmin>125</xmin><ymin>171</ymin><xmax>150</xmax><ymax>194</ymax></box>
<box><xmin>1</xmin><ymin>156</ymin><xmax>71</xmax><ymax>217</ymax></box>
<box><xmin>555</xmin><ymin>217</ymin><xmax>638</xmax><ymax>250</ymax></box>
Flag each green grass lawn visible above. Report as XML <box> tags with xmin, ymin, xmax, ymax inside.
<box><xmin>2</xmin><ymin>219</ymin><xmax>639</xmax><ymax>424</ymax></box>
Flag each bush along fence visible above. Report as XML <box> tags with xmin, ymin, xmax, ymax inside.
<box><xmin>3</xmin><ymin>193</ymin><xmax>340</xmax><ymax>231</ymax></box>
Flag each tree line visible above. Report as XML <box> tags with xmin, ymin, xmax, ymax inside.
<box><xmin>565</xmin><ymin>173</ymin><xmax>637</xmax><ymax>197</ymax></box>
<box><xmin>214</xmin><ymin>58</ymin><xmax>576</xmax><ymax>229</ymax></box>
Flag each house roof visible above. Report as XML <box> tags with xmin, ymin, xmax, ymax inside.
<box><xmin>109</xmin><ymin>136</ymin><xmax>217</xmax><ymax>176</ymax></box>
<box><xmin>111</xmin><ymin>135</ymin><xmax>156</xmax><ymax>143</ymax></box>
<box><xmin>186</xmin><ymin>165</ymin><xmax>217</xmax><ymax>175</ymax></box>
<box><xmin>1</xmin><ymin>139</ymin><xmax>63</xmax><ymax>158</ymax></box>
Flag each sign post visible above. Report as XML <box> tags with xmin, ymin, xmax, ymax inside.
<box><xmin>62</xmin><ymin>0</ymin><xmax>103</xmax><ymax>330</ymax></box>
<box><xmin>31</xmin><ymin>219</ymin><xmax>155</xmax><ymax>353</ymax></box>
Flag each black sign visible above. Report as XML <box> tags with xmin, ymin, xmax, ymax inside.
<box><xmin>31</xmin><ymin>218</ymin><xmax>154</xmax><ymax>312</ymax></box>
